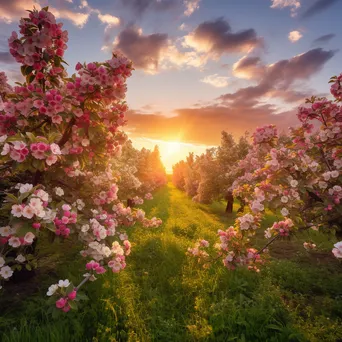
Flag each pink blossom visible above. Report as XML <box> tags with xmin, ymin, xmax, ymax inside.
<box><xmin>56</xmin><ymin>297</ymin><xmax>67</xmax><ymax>309</ymax></box>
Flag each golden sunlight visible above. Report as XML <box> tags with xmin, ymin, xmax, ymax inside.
<box><xmin>131</xmin><ymin>137</ymin><xmax>211</xmax><ymax>173</ymax></box>
<box><xmin>162</xmin><ymin>141</ymin><xmax>183</xmax><ymax>157</ymax></box>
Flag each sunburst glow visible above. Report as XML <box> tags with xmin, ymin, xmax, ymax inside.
<box><xmin>131</xmin><ymin>137</ymin><xmax>211</xmax><ymax>173</ymax></box>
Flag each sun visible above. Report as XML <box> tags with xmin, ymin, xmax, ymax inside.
<box><xmin>163</xmin><ymin>141</ymin><xmax>182</xmax><ymax>156</ymax></box>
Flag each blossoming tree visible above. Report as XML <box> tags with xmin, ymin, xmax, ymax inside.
<box><xmin>0</xmin><ymin>7</ymin><xmax>161</xmax><ymax>312</ymax></box>
<box><xmin>189</xmin><ymin>74</ymin><xmax>342</xmax><ymax>271</ymax></box>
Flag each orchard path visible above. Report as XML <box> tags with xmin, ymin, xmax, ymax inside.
<box><xmin>100</xmin><ymin>182</ymin><xmax>236</xmax><ymax>342</ymax></box>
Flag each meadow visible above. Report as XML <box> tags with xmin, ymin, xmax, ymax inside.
<box><xmin>1</xmin><ymin>182</ymin><xmax>341</xmax><ymax>342</ymax></box>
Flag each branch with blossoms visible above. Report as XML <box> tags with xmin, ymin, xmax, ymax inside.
<box><xmin>0</xmin><ymin>7</ymin><xmax>163</xmax><ymax>311</ymax></box>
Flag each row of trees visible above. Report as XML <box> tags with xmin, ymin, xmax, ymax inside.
<box><xmin>113</xmin><ymin>141</ymin><xmax>167</xmax><ymax>202</ymax></box>
<box><xmin>172</xmin><ymin>132</ymin><xmax>250</xmax><ymax>208</ymax></box>
<box><xmin>188</xmin><ymin>74</ymin><xmax>342</xmax><ymax>270</ymax></box>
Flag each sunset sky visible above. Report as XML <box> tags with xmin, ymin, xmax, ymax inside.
<box><xmin>1</xmin><ymin>0</ymin><xmax>341</xmax><ymax>172</ymax></box>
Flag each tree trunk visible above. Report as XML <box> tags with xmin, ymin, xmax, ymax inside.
<box><xmin>127</xmin><ymin>198</ymin><xmax>134</xmax><ymax>208</ymax></box>
<box><xmin>225</xmin><ymin>192</ymin><xmax>234</xmax><ymax>214</ymax></box>
<box><xmin>225</xmin><ymin>199</ymin><xmax>233</xmax><ymax>213</ymax></box>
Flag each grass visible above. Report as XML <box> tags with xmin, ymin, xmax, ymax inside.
<box><xmin>1</xmin><ymin>182</ymin><xmax>342</xmax><ymax>341</ymax></box>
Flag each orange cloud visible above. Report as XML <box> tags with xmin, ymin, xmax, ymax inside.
<box><xmin>0</xmin><ymin>0</ymin><xmax>90</xmax><ymax>27</ymax></box>
<box><xmin>201</xmin><ymin>74</ymin><xmax>229</xmax><ymax>88</ymax></box>
<box><xmin>126</xmin><ymin>104</ymin><xmax>298</xmax><ymax>146</ymax></box>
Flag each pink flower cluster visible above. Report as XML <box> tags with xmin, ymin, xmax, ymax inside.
<box><xmin>1</xmin><ymin>141</ymin><xmax>29</xmax><ymax>162</ymax></box>
<box><xmin>0</xmin><ymin>113</ymin><xmax>16</xmax><ymax>136</ymax></box>
<box><xmin>53</xmin><ymin>204</ymin><xmax>77</xmax><ymax>237</ymax></box>
<box><xmin>32</xmin><ymin>89</ymin><xmax>67</xmax><ymax>124</ymax></box>
<box><xmin>0</xmin><ymin>228</ymin><xmax>35</xmax><ymax>249</ymax></box>
<box><xmin>9</xmin><ymin>9</ymin><xmax>68</xmax><ymax>74</ymax></box>
<box><xmin>31</xmin><ymin>142</ymin><xmax>61</xmax><ymax>165</ymax></box>
<box><xmin>266</xmin><ymin>219</ymin><xmax>294</xmax><ymax>238</ymax></box>
<box><xmin>217</xmin><ymin>227</ymin><xmax>237</xmax><ymax>251</ymax></box>
<box><xmin>132</xmin><ymin>196</ymin><xmax>144</xmax><ymax>205</ymax></box>
<box><xmin>187</xmin><ymin>239</ymin><xmax>210</xmax><ymax>265</ymax></box>
<box><xmin>144</xmin><ymin>193</ymin><xmax>153</xmax><ymax>200</ymax></box>
<box><xmin>73</xmin><ymin>56</ymin><xmax>131</xmax><ymax>105</ymax></box>
<box><xmin>48</xmin><ymin>279</ymin><xmax>77</xmax><ymax>313</ymax></box>
<box><xmin>237</xmin><ymin>213</ymin><xmax>260</xmax><ymax>230</ymax></box>
<box><xmin>303</xmin><ymin>242</ymin><xmax>316</xmax><ymax>251</ymax></box>
<box><xmin>94</xmin><ymin>185</ymin><xmax>118</xmax><ymax>206</ymax></box>
<box><xmin>142</xmin><ymin>217</ymin><xmax>162</xmax><ymax>228</ymax></box>
<box><xmin>252</xmin><ymin>125</ymin><xmax>278</xmax><ymax>145</ymax></box>
<box><xmin>86</xmin><ymin>260</ymin><xmax>106</xmax><ymax>274</ymax></box>
<box><xmin>1</xmin><ymin>139</ymin><xmax>61</xmax><ymax>165</ymax></box>
<box><xmin>108</xmin><ymin>255</ymin><xmax>127</xmax><ymax>273</ymax></box>
<box><xmin>332</xmin><ymin>241</ymin><xmax>342</xmax><ymax>258</ymax></box>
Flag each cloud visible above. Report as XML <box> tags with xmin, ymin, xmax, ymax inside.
<box><xmin>232</xmin><ymin>56</ymin><xmax>265</xmax><ymax>80</ymax></box>
<box><xmin>79</xmin><ymin>0</ymin><xmax>120</xmax><ymax>31</ymax></box>
<box><xmin>0</xmin><ymin>52</ymin><xmax>15</xmax><ymax>64</ymax></box>
<box><xmin>312</xmin><ymin>33</ymin><xmax>336</xmax><ymax>46</ymax></box>
<box><xmin>201</xmin><ymin>74</ymin><xmax>229</xmax><ymax>88</ymax></box>
<box><xmin>0</xmin><ymin>0</ymin><xmax>39</xmax><ymax>23</ymax></box>
<box><xmin>0</xmin><ymin>38</ymin><xmax>15</xmax><ymax>64</ymax></box>
<box><xmin>184</xmin><ymin>0</ymin><xmax>201</xmax><ymax>16</ymax></box>
<box><xmin>288</xmin><ymin>30</ymin><xmax>303</xmax><ymax>42</ymax></box>
<box><xmin>0</xmin><ymin>0</ymin><xmax>90</xmax><ymax>27</ymax></box>
<box><xmin>270</xmin><ymin>0</ymin><xmax>301</xmax><ymax>16</ymax></box>
<box><xmin>179</xmin><ymin>23</ymin><xmax>188</xmax><ymax>31</ymax></box>
<box><xmin>126</xmin><ymin>48</ymin><xmax>334</xmax><ymax>145</ymax></box>
<box><xmin>97</xmin><ymin>13</ymin><xmax>120</xmax><ymax>25</ymax></box>
<box><xmin>52</xmin><ymin>7</ymin><xmax>89</xmax><ymax>27</ymax></box>
<box><xmin>119</xmin><ymin>0</ymin><xmax>178</xmax><ymax>14</ymax></box>
<box><xmin>301</xmin><ymin>0</ymin><xmax>340</xmax><ymax>19</ymax></box>
<box><xmin>183</xmin><ymin>17</ymin><xmax>263</xmax><ymax>57</ymax></box>
<box><xmin>161</xmin><ymin>44</ymin><xmax>209</xmax><ymax>69</ymax></box>
<box><xmin>113</xmin><ymin>26</ymin><xmax>169</xmax><ymax>73</ymax></box>
<box><xmin>119</xmin><ymin>0</ymin><xmax>200</xmax><ymax>16</ymax></box>
<box><xmin>222</xmin><ymin>48</ymin><xmax>335</xmax><ymax>104</ymax></box>
<box><xmin>126</xmin><ymin>104</ymin><xmax>298</xmax><ymax>145</ymax></box>
<box><xmin>0</xmin><ymin>0</ymin><xmax>121</xmax><ymax>28</ymax></box>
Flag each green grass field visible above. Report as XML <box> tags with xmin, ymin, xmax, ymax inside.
<box><xmin>1</xmin><ymin>182</ymin><xmax>342</xmax><ymax>341</ymax></box>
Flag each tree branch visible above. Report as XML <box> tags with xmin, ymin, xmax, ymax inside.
<box><xmin>58</xmin><ymin>117</ymin><xmax>76</xmax><ymax>148</ymax></box>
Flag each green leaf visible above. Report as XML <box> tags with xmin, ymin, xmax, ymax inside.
<box><xmin>266</xmin><ymin>324</ymin><xmax>283</xmax><ymax>332</ymax></box>
<box><xmin>54</xmin><ymin>56</ymin><xmax>61</xmax><ymax>67</ymax></box>
<box><xmin>68</xmin><ymin>300</ymin><xmax>78</xmax><ymax>310</ymax></box>
<box><xmin>23</xmin><ymin>66</ymin><xmax>34</xmax><ymax>76</ymax></box>
<box><xmin>21</xmin><ymin>65</ymin><xmax>26</xmax><ymax>76</ymax></box>
<box><xmin>25</xmin><ymin>264</ymin><xmax>32</xmax><ymax>271</ymax></box>
<box><xmin>75</xmin><ymin>292</ymin><xmax>88</xmax><ymax>301</ymax></box>
<box><xmin>26</xmin><ymin>132</ymin><xmax>36</xmax><ymax>142</ymax></box>
<box><xmin>5</xmin><ymin>193</ymin><xmax>18</xmax><ymax>204</ymax></box>
<box><xmin>26</xmin><ymin>74</ymin><xmax>35</xmax><ymax>84</ymax></box>
<box><xmin>18</xmin><ymin>191</ymin><xmax>31</xmax><ymax>203</ymax></box>
<box><xmin>65</xmin><ymin>283</ymin><xmax>74</xmax><ymax>294</ymax></box>
<box><xmin>46</xmin><ymin>223</ymin><xmax>56</xmax><ymax>232</ymax></box>
<box><xmin>61</xmin><ymin>59</ymin><xmax>69</xmax><ymax>66</ymax></box>
<box><xmin>43</xmin><ymin>51</ymin><xmax>50</xmax><ymax>63</ymax></box>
